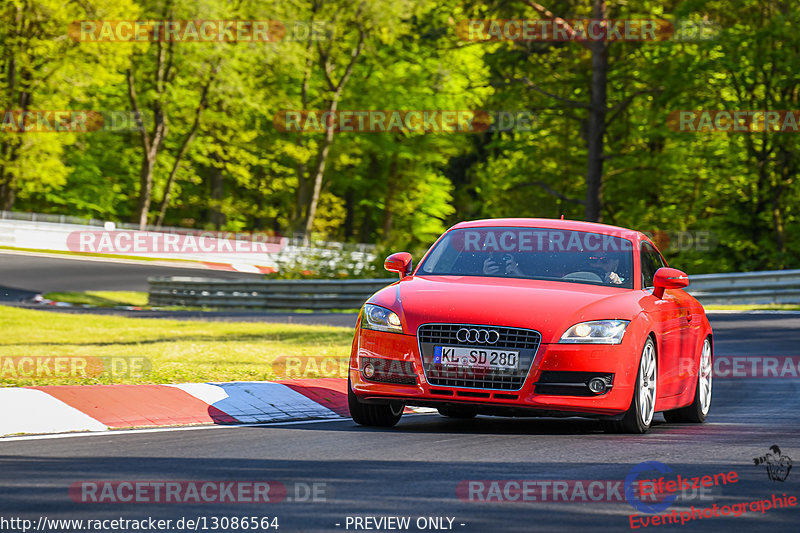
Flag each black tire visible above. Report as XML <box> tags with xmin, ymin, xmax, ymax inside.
<box><xmin>437</xmin><ymin>406</ymin><xmax>478</xmax><ymax>419</ymax></box>
<box><xmin>602</xmin><ymin>337</ymin><xmax>657</xmax><ymax>434</ymax></box>
<box><xmin>664</xmin><ymin>337</ymin><xmax>712</xmax><ymax>423</ymax></box>
<box><xmin>347</xmin><ymin>377</ymin><xmax>404</xmax><ymax>427</ymax></box>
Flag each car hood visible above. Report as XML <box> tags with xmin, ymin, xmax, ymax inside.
<box><xmin>368</xmin><ymin>275</ymin><xmax>642</xmax><ymax>343</ymax></box>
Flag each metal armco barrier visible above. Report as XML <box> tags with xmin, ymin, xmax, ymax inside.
<box><xmin>687</xmin><ymin>269</ymin><xmax>800</xmax><ymax>305</ymax></box>
<box><xmin>148</xmin><ymin>277</ymin><xmax>396</xmax><ymax>310</ymax></box>
<box><xmin>148</xmin><ymin>269</ymin><xmax>800</xmax><ymax>309</ymax></box>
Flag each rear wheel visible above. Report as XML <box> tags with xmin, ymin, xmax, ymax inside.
<box><xmin>437</xmin><ymin>406</ymin><xmax>478</xmax><ymax>419</ymax></box>
<box><xmin>348</xmin><ymin>377</ymin><xmax>404</xmax><ymax>427</ymax></box>
<box><xmin>664</xmin><ymin>338</ymin><xmax>712</xmax><ymax>423</ymax></box>
<box><xmin>602</xmin><ymin>337</ymin><xmax>657</xmax><ymax>434</ymax></box>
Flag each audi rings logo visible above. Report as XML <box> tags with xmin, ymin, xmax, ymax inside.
<box><xmin>456</xmin><ymin>328</ymin><xmax>500</xmax><ymax>344</ymax></box>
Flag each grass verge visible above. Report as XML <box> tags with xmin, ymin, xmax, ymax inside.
<box><xmin>0</xmin><ymin>305</ymin><xmax>352</xmax><ymax>387</ymax></box>
<box><xmin>44</xmin><ymin>291</ymin><xmax>149</xmax><ymax>307</ymax></box>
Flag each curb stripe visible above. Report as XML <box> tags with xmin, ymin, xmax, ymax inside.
<box><xmin>30</xmin><ymin>384</ymin><xmax>236</xmax><ymax>428</ymax></box>
<box><xmin>191</xmin><ymin>382</ymin><xmax>341</xmax><ymax>423</ymax></box>
<box><xmin>0</xmin><ymin>388</ymin><xmax>107</xmax><ymax>436</ymax></box>
<box><xmin>3</xmin><ymin>378</ymin><xmax>423</xmax><ymax>437</ymax></box>
<box><xmin>279</xmin><ymin>378</ymin><xmax>349</xmax><ymax>417</ymax></box>
<box><xmin>200</xmin><ymin>261</ymin><xmax>237</xmax><ymax>271</ymax></box>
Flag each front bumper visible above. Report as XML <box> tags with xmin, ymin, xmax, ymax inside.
<box><xmin>350</xmin><ymin>327</ymin><xmax>639</xmax><ymax>417</ymax></box>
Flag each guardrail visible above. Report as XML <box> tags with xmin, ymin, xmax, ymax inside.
<box><xmin>687</xmin><ymin>269</ymin><xmax>800</xmax><ymax>305</ymax></box>
<box><xmin>148</xmin><ymin>277</ymin><xmax>396</xmax><ymax>310</ymax></box>
<box><xmin>0</xmin><ymin>212</ymin><xmax>376</xmax><ymax>273</ymax></box>
<box><xmin>147</xmin><ymin>269</ymin><xmax>800</xmax><ymax>309</ymax></box>
<box><xmin>0</xmin><ymin>210</ymin><xmax>376</xmax><ymax>251</ymax></box>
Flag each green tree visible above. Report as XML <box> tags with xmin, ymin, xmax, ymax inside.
<box><xmin>0</xmin><ymin>0</ymin><xmax>136</xmax><ymax>210</ymax></box>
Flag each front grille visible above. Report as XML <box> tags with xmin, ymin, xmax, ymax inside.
<box><xmin>361</xmin><ymin>357</ymin><xmax>417</xmax><ymax>385</ymax></box>
<box><xmin>418</xmin><ymin>324</ymin><xmax>540</xmax><ymax>350</ymax></box>
<box><xmin>417</xmin><ymin>323</ymin><xmax>541</xmax><ymax>390</ymax></box>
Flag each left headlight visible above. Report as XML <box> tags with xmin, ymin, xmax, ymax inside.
<box><xmin>559</xmin><ymin>320</ymin><xmax>629</xmax><ymax>344</ymax></box>
<box><xmin>362</xmin><ymin>304</ymin><xmax>403</xmax><ymax>333</ymax></box>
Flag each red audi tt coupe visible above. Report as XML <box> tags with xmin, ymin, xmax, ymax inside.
<box><xmin>348</xmin><ymin>218</ymin><xmax>713</xmax><ymax>433</ymax></box>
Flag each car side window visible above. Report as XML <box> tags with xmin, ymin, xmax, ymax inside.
<box><xmin>640</xmin><ymin>243</ymin><xmax>665</xmax><ymax>289</ymax></box>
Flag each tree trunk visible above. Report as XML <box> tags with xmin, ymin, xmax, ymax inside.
<box><xmin>301</xmin><ymin>27</ymin><xmax>365</xmax><ymax>241</ymax></box>
<box><xmin>209</xmin><ymin>155</ymin><xmax>225</xmax><ymax>230</ymax></box>
<box><xmin>0</xmin><ymin>139</ymin><xmax>20</xmax><ymax>210</ymax></box>
<box><xmin>155</xmin><ymin>63</ymin><xmax>218</xmax><ymax>228</ymax></box>
<box><xmin>343</xmin><ymin>186</ymin><xmax>355</xmax><ymax>239</ymax></box>
<box><xmin>771</xmin><ymin>185</ymin><xmax>784</xmax><ymax>261</ymax></box>
<box><xmin>303</xmin><ymin>98</ymin><xmax>338</xmax><ymax>240</ymax></box>
<box><xmin>293</xmin><ymin>6</ymin><xmax>318</xmax><ymax>231</ymax></box>
<box><xmin>295</xmin><ymin>171</ymin><xmax>309</xmax><ymax>231</ymax></box>
<box><xmin>128</xmin><ymin>31</ymin><xmax>172</xmax><ymax>230</ymax></box>
<box><xmin>382</xmin><ymin>156</ymin><xmax>399</xmax><ymax>240</ymax></box>
<box><xmin>585</xmin><ymin>0</ymin><xmax>608</xmax><ymax>222</ymax></box>
<box><xmin>771</xmin><ymin>145</ymin><xmax>794</xmax><ymax>267</ymax></box>
<box><xmin>137</xmin><ymin>155</ymin><xmax>157</xmax><ymax>228</ymax></box>
<box><xmin>0</xmin><ymin>54</ymin><xmax>29</xmax><ymax>211</ymax></box>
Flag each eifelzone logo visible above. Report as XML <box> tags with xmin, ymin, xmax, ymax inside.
<box><xmin>753</xmin><ymin>445</ymin><xmax>792</xmax><ymax>482</ymax></box>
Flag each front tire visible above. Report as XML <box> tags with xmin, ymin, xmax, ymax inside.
<box><xmin>602</xmin><ymin>337</ymin><xmax>657</xmax><ymax>434</ymax></box>
<box><xmin>348</xmin><ymin>377</ymin><xmax>404</xmax><ymax>427</ymax></box>
<box><xmin>664</xmin><ymin>337</ymin><xmax>712</xmax><ymax>423</ymax></box>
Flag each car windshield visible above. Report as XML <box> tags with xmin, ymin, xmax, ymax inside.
<box><xmin>417</xmin><ymin>227</ymin><xmax>634</xmax><ymax>289</ymax></box>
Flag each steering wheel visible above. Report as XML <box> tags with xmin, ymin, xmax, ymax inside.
<box><xmin>562</xmin><ymin>271</ymin><xmax>603</xmax><ymax>283</ymax></box>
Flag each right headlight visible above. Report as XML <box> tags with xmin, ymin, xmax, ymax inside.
<box><xmin>559</xmin><ymin>320</ymin><xmax>630</xmax><ymax>344</ymax></box>
<box><xmin>361</xmin><ymin>304</ymin><xmax>403</xmax><ymax>334</ymax></box>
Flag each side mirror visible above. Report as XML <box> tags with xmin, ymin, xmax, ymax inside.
<box><xmin>652</xmin><ymin>267</ymin><xmax>689</xmax><ymax>299</ymax></box>
<box><xmin>384</xmin><ymin>252</ymin><xmax>413</xmax><ymax>279</ymax></box>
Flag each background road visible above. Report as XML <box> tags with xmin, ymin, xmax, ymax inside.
<box><xmin>0</xmin><ymin>250</ymin><xmax>262</xmax><ymax>295</ymax></box>
<box><xmin>0</xmin><ymin>251</ymin><xmax>358</xmax><ymax>326</ymax></box>
<box><xmin>1</xmin><ymin>315</ymin><xmax>798</xmax><ymax>532</ymax></box>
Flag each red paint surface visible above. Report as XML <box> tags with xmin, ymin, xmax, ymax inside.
<box><xmin>201</xmin><ymin>262</ymin><xmax>237</xmax><ymax>271</ymax></box>
<box><xmin>279</xmin><ymin>378</ymin><xmax>349</xmax><ymax>417</ymax></box>
<box><xmin>31</xmin><ymin>384</ymin><xmax>236</xmax><ymax>428</ymax></box>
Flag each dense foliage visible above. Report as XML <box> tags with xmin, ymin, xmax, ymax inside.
<box><xmin>2</xmin><ymin>0</ymin><xmax>798</xmax><ymax>273</ymax></box>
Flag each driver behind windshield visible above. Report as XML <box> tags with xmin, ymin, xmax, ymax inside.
<box><xmin>592</xmin><ymin>255</ymin><xmax>623</xmax><ymax>285</ymax></box>
<box><xmin>482</xmin><ymin>251</ymin><xmax>626</xmax><ymax>286</ymax></box>
<box><xmin>482</xmin><ymin>253</ymin><xmax>524</xmax><ymax>276</ymax></box>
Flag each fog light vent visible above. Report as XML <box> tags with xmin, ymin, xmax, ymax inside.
<box><xmin>588</xmin><ymin>377</ymin><xmax>607</xmax><ymax>394</ymax></box>
<box><xmin>361</xmin><ymin>357</ymin><xmax>417</xmax><ymax>385</ymax></box>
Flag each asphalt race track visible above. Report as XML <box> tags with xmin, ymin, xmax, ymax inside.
<box><xmin>0</xmin><ymin>250</ymin><xmax>359</xmax><ymax>326</ymax></box>
<box><xmin>0</xmin><ymin>250</ymin><xmax>263</xmax><ymax>295</ymax></box>
<box><xmin>1</xmin><ymin>313</ymin><xmax>798</xmax><ymax>532</ymax></box>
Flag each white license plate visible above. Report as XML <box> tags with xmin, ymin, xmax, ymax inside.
<box><xmin>433</xmin><ymin>346</ymin><xmax>519</xmax><ymax>370</ymax></box>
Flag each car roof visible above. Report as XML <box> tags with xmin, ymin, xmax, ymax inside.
<box><xmin>450</xmin><ymin>218</ymin><xmax>644</xmax><ymax>241</ymax></box>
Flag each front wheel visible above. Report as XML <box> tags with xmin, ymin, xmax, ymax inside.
<box><xmin>602</xmin><ymin>337</ymin><xmax>657</xmax><ymax>434</ymax></box>
<box><xmin>348</xmin><ymin>377</ymin><xmax>404</xmax><ymax>427</ymax></box>
<box><xmin>664</xmin><ymin>337</ymin><xmax>712</xmax><ymax>423</ymax></box>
